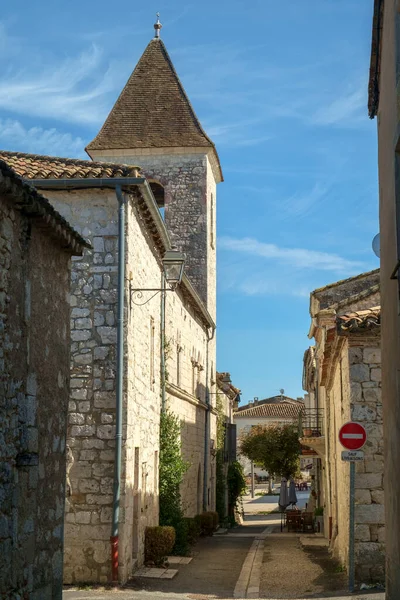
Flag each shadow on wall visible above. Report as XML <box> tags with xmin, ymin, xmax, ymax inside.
<box><xmin>177</xmin><ymin>381</ymin><xmax>215</xmax><ymax>518</ymax></box>
<box><xmin>64</xmin><ymin>487</ymin><xmax>158</xmax><ymax>585</ymax></box>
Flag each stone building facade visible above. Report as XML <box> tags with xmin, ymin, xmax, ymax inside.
<box><xmin>0</xmin><ymin>161</ymin><xmax>87</xmax><ymax>599</ymax></box>
<box><xmin>0</xmin><ymin>23</ymin><xmax>224</xmax><ymax>586</ymax></box>
<box><xmin>0</xmin><ymin>143</ymin><xmax>218</xmax><ymax>584</ymax></box>
<box><xmin>304</xmin><ymin>270</ymin><xmax>384</xmax><ymax>582</ymax></box>
<box><xmin>368</xmin><ymin>1</ymin><xmax>400</xmax><ymax>595</ymax></box>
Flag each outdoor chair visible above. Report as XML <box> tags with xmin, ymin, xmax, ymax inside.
<box><xmin>302</xmin><ymin>512</ymin><xmax>315</xmax><ymax>533</ymax></box>
<box><xmin>286</xmin><ymin>511</ymin><xmax>302</xmax><ymax>532</ymax></box>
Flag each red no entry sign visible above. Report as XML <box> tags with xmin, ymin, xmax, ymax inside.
<box><xmin>339</xmin><ymin>422</ymin><xmax>367</xmax><ymax>450</ymax></box>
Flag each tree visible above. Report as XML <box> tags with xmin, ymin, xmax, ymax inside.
<box><xmin>240</xmin><ymin>424</ymin><xmax>300</xmax><ymax>479</ymax></box>
<box><xmin>159</xmin><ymin>409</ymin><xmax>190</xmax><ymax>554</ymax></box>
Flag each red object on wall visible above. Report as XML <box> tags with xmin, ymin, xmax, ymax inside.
<box><xmin>338</xmin><ymin>422</ymin><xmax>367</xmax><ymax>450</ymax></box>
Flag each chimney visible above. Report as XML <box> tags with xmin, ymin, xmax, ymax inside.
<box><xmin>253</xmin><ymin>397</ymin><xmax>259</xmax><ymax>406</ymax></box>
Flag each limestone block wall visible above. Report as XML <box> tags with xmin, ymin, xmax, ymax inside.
<box><xmin>325</xmin><ymin>336</ymin><xmax>384</xmax><ymax>582</ymax></box>
<box><xmin>48</xmin><ymin>187</ymin><xmax>217</xmax><ymax>583</ymax></box>
<box><xmin>49</xmin><ymin>189</ymin><xmax>121</xmax><ymax>584</ymax></box>
<box><xmin>96</xmin><ymin>150</ymin><xmax>217</xmax><ymax>317</ymax></box>
<box><xmin>0</xmin><ymin>195</ymin><xmax>71</xmax><ymax>599</ymax></box>
<box><xmin>121</xmin><ymin>197</ymin><xmax>163</xmax><ymax>578</ymax></box>
<box><xmin>164</xmin><ymin>287</ymin><xmax>217</xmax><ymax>515</ymax></box>
<box><xmin>349</xmin><ymin>340</ymin><xmax>384</xmax><ymax>582</ymax></box>
<box><xmin>326</xmin><ymin>342</ymin><xmax>351</xmax><ymax>568</ymax></box>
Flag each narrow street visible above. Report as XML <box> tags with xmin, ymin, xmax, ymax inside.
<box><xmin>63</xmin><ymin>491</ymin><xmax>385</xmax><ymax>600</ymax></box>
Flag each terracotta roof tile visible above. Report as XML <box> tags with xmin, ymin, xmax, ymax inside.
<box><xmin>336</xmin><ymin>306</ymin><xmax>381</xmax><ymax>333</ymax></box>
<box><xmin>216</xmin><ymin>372</ymin><xmax>241</xmax><ymax>399</ymax></box>
<box><xmin>234</xmin><ymin>403</ymin><xmax>304</xmax><ymax>419</ymax></box>
<box><xmin>0</xmin><ymin>160</ymin><xmax>89</xmax><ymax>254</ymax></box>
<box><xmin>0</xmin><ymin>150</ymin><xmax>140</xmax><ymax>180</ymax></box>
<box><xmin>87</xmin><ymin>39</ymin><xmax>215</xmax><ymax>152</ymax></box>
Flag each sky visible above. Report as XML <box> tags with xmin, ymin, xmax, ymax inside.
<box><xmin>0</xmin><ymin>1</ymin><xmax>379</xmax><ymax>403</ymax></box>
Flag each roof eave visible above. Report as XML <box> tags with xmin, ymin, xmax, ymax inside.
<box><xmin>368</xmin><ymin>0</ymin><xmax>384</xmax><ymax>119</ymax></box>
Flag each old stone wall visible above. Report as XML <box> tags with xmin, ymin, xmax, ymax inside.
<box><xmin>95</xmin><ymin>150</ymin><xmax>217</xmax><ymax>317</ymax></box>
<box><xmin>47</xmin><ymin>187</ymin><xmax>216</xmax><ymax>584</ymax></box>
<box><xmin>325</xmin><ymin>334</ymin><xmax>384</xmax><ymax>582</ymax></box>
<box><xmin>349</xmin><ymin>339</ymin><xmax>384</xmax><ymax>582</ymax></box>
<box><xmin>0</xmin><ymin>194</ymin><xmax>71</xmax><ymax>599</ymax></box>
<box><xmin>326</xmin><ymin>340</ymin><xmax>351</xmax><ymax>569</ymax></box>
<box><xmin>164</xmin><ymin>284</ymin><xmax>216</xmax><ymax>515</ymax></box>
<box><xmin>48</xmin><ymin>189</ymin><xmax>121</xmax><ymax>585</ymax></box>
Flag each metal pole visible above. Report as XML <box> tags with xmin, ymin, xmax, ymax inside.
<box><xmin>251</xmin><ymin>461</ymin><xmax>255</xmax><ymax>499</ymax></box>
<box><xmin>203</xmin><ymin>327</ymin><xmax>215</xmax><ymax>512</ymax></box>
<box><xmin>111</xmin><ymin>185</ymin><xmax>126</xmax><ymax>583</ymax></box>
<box><xmin>349</xmin><ymin>461</ymin><xmax>356</xmax><ymax>592</ymax></box>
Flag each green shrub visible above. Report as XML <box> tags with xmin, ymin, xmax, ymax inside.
<box><xmin>184</xmin><ymin>517</ymin><xmax>200</xmax><ymax>545</ymax></box>
<box><xmin>207</xmin><ymin>511</ymin><xmax>219</xmax><ymax>530</ymax></box>
<box><xmin>314</xmin><ymin>506</ymin><xmax>324</xmax><ymax>516</ymax></box>
<box><xmin>195</xmin><ymin>512</ymin><xmax>217</xmax><ymax>536</ymax></box>
<box><xmin>159</xmin><ymin>409</ymin><xmax>190</xmax><ymax>556</ymax></box>
<box><xmin>145</xmin><ymin>526</ymin><xmax>175</xmax><ymax>566</ymax></box>
<box><xmin>171</xmin><ymin>518</ymin><xmax>189</xmax><ymax>556</ymax></box>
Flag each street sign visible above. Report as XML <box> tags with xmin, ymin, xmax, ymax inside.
<box><xmin>339</xmin><ymin>421</ymin><xmax>368</xmax><ymax>594</ymax></box>
<box><xmin>341</xmin><ymin>450</ymin><xmax>364</xmax><ymax>462</ymax></box>
<box><xmin>339</xmin><ymin>422</ymin><xmax>367</xmax><ymax>450</ymax></box>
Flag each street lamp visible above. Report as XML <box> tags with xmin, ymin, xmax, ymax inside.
<box><xmin>162</xmin><ymin>249</ymin><xmax>186</xmax><ymax>288</ymax></box>
<box><xmin>129</xmin><ymin>247</ymin><xmax>186</xmax><ymax>307</ymax></box>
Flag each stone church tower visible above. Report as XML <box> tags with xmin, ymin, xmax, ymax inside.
<box><xmin>86</xmin><ymin>18</ymin><xmax>222</xmax><ymax>315</ymax></box>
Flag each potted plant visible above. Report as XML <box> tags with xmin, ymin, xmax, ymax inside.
<box><xmin>314</xmin><ymin>506</ymin><xmax>324</xmax><ymax>534</ymax></box>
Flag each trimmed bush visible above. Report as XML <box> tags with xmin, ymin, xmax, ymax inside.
<box><xmin>171</xmin><ymin>518</ymin><xmax>189</xmax><ymax>556</ymax></box>
<box><xmin>145</xmin><ymin>526</ymin><xmax>176</xmax><ymax>566</ymax></box>
<box><xmin>194</xmin><ymin>512</ymin><xmax>217</xmax><ymax>536</ymax></box>
<box><xmin>184</xmin><ymin>517</ymin><xmax>200</xmax><ymax>545</ymax></box>
<box><xmin>208</xmin><ymin>511</ymin><xmax>219</xmax><ymax>530</ymax></box>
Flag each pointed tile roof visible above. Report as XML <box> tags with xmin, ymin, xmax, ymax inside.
<box><xmin>86</xmin><ymin>39</ymin><xmax>222</xmax><ymax>174</ymax></box>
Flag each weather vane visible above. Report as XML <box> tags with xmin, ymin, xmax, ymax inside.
<box><xmin>154</xmin><ymin>12</ymin><xmax>162</xmax><ymax>38</ymax></box>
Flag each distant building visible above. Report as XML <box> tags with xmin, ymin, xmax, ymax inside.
<box><xmin>234</xmin><ymin>395</ymin><xmax>304</xmax><ymax>479</ymax></box>
<box><xmin>303</xmin><ymin>269</ymin><xmax>384</xmax><ymax>582</ymax></box>
<box><xmin>0</xmin><ymin>161</ymin><xmax>86</xmax><ymax>599</ymax></box>
<box><xmin>215</xmin><ymin>372</ymin><xmax>240</xmax><ymax>516</ymax></box>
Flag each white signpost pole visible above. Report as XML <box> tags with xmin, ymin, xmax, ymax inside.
<box><xmin>338</xmin><ymin>422</ymin><xmax>367</xmax><ymax>593</ymax></box>
<box><xmin>348</xmin><ymin>461</ymin><xmax>356</xmax><ymax>592</ymax></box>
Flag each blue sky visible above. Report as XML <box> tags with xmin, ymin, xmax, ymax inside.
<box><xmin>0</xmin><ymin>1</ymin><xmax>379</xmax><ymax>402</ymax></box>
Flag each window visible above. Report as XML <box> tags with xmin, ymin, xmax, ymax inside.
<box><xmin>177</xmin><ymin>344</ymin><xmax>182</xmax><ymax>387</ymax></box>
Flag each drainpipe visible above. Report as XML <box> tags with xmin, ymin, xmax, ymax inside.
<box><xmin>160</xmin><ymin>273</ymin><xmax>166</xmax><ymax>413</ymax></box>
<box><xmin>110</xmin><ymin>185</ymin><xmax>126</xmax><ymax>583</ymax></box>
<box><xmin>203</xmin><ymin>326</ymin><xmax>215</xmax><ymax>512</ymax></box>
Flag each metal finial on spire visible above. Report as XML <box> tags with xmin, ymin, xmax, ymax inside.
<box><xmin>154</xmin><ymin>13</ymin><xmax>162</xmax><ymax>38</ymax></box>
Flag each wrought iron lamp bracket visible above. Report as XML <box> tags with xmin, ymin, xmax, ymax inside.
<box><xmin>129</xmin><ymin>280</ymin><xmax>177</xmax><ymax>307</ymax></box>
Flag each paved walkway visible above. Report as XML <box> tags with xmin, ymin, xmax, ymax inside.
<box><xmin>64</xmin><ymin>504</ymin><xmax>385</xmax><ymax>600</ymax></box>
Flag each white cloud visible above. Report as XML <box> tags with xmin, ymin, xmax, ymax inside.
<box><xmin>310</xmin><ymin>86</ymin><xmax>366</xmax><ymax>127</ymax></box>
<box><xmin>218</xmin><ymin>236</ymin><xmax>362</xmax><ymax>272</ymax></box>
<box><xmin>0</xmin><ymin>119</ymin><xmax>85</xmax><ymax>158</ymax></box>
<box><xmin>0</xmin><ymin>44</ymin><xmax>117</xmax><ymax>126</ymax></box>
